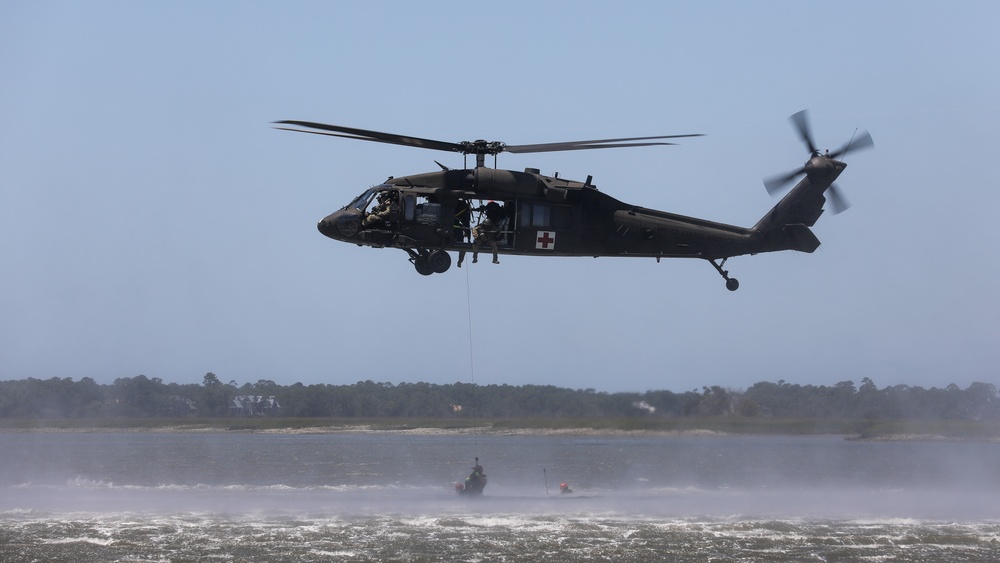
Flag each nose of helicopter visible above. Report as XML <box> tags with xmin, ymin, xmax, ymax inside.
<box><xmin>317</xmin><ymin>209</ymin><xmax>361</xmax><ymax>240</ymax></box>
<box><xmin>317</xmin><ymin>214</ymin><xmax>337</xmax><ymax>239</ymax></box>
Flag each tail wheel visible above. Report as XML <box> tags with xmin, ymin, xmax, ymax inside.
<box><xmin>710</xmin><ymin>258</ymin><xmax>740</xmax><ymax>291</ymax></box>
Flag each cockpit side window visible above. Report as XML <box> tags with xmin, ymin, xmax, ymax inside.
<box><xmin>348</xmin><ymin>188</ymin><xmax>378</xmax><ymax>211</ymax></box>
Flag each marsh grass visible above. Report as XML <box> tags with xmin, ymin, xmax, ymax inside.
<box><xmin>856</xmin><ymin>419</ymin><xmax>1000</xmax><ymax>439</ymax></box>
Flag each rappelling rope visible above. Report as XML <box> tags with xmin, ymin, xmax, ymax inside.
<box><xmin>464</xmin><ymin>263</ymin><xmax>479</xmax><ymax>459</ymax></box>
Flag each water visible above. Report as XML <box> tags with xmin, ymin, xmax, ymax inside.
<box><xmin>2</xmin><ymin>430</ymin><xmax>1000</xmax><ymax>561</ymax></box>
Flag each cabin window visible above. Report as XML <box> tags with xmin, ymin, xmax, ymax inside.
<box><xmin>530</xmin><ymin>203</ymin><xmax>549</xmax><ymax>227</ymax></box>
<box><xmin>518</xmin><ymin>201</ymin><xmax>547</xmax><ymax>228</ymax></box>
<box><xmin>404</xmin><ymin>195</ymin><xmax>416</xmax><ymax>220</ymax></box>
<box><xmin>518</xmin><ymin>201</ymin><xmax>570</xmax><ymax>229</ymax></box>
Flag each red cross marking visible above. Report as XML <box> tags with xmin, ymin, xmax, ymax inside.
<box><xmin>536</xmin><ymin>231</ymin><xmax>556</xmax><ymax>249</ymax></box>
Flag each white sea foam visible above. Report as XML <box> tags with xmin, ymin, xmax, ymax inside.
<box><xmin>41</xmin><ymin>536</ymin><xmax>116</xmax><ymax>546</ymax></box>
<box><xmin>3</xmin><ymin>432</ymin><xmax>1000</xmax><ymax>561</ymax></box>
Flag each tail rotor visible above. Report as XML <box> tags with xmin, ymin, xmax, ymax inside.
<box><xmin>763</xmin><ymin>110</ymin><xmax>873</xmax><ymax>214</ymax></box>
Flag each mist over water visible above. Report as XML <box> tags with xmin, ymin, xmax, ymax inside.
<box><xmin>3</xmin><ymin>432</ymin><xmax>1000</xmax><ymax>561</ymax></box>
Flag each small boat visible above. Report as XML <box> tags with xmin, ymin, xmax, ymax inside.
<box><xmin>455</xmin><ymin>458</ymin><xmax>487</xmax><ymax>496</ymax></box>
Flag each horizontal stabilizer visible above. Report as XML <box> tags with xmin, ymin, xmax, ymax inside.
<box><xmin>779</xmin><ymin>224</ymin><xmax>820</xmax><ymax>253</ymax></box>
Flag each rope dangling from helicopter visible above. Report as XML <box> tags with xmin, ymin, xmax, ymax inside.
<box><xmin>464</xmin><ymin>263</ymin><xmax>479</xmax><ymax>460</ymax></box>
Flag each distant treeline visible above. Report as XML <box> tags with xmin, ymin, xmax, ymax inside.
<box><xmin>0</xmin><ymin>374</ymin><xmax>997</xmax><ymax>421</ymax></box>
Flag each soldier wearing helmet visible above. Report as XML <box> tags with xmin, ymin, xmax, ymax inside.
<box><xmin>363</xmin><ymin>191</ymin><xmax>394</xmax><ymax>228</ymax></box>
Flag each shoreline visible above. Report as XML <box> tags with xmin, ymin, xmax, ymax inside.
<box><xmin>0</xmin><ymin>424</ymin><xmax>737</xmax><ymax>438</ymax></box>
<box><xmin>2</xmin><ymin>418</ymin><xmax>999</xmax><ymax>441</ymax></box>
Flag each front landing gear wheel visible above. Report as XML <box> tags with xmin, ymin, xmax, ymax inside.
<box><xmin>414</xmin><ymin>256</ymin><xmax>433</xmax><ymax>276</ymax></box>
<box><xmin>428</xmin><ymin>250</ymin><xmax>452</xmax><ymax>273</ymax></box>
<box><xmin>726</xmin><ymin>278</ymin><xmax>740</xmax><ymax>292</ymax></box>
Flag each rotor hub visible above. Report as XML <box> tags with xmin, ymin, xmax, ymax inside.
<box><xmin>459</xmin><ymin>140</ymin><xmax>507</xmax><ymax>156</ymax></box>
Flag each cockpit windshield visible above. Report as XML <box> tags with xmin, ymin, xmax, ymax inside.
<box><xmin>346</xmin><ymin>186</ymin><xmax>388</xmax><ymax>211</ymax></box>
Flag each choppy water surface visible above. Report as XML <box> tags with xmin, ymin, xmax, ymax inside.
<box><xmin>2</xmin><ymin>431</ymin><xmax>999</xmax><ymax>561</ymax></box>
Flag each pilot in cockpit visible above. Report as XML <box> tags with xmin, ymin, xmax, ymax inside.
<box><xmin>363</xmin><ymin>191</ymin><xmax>393</xmax><ymax>228</ymax></box>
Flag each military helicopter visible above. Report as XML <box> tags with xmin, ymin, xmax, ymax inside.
<box><xmin>274</xmin><ymin>111</ymin><xmax>872</xmax><ymax>290</ymax></box>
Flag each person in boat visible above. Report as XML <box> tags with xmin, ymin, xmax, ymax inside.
<box><xmin>458</xmin><ymin>457</ymin><xmax>487</xmax><ymax>495</ymax></box>
<box><xmin>559</xmin><ymin>482</ymin><xmax>573</xmax><ymax>494</ymax></box>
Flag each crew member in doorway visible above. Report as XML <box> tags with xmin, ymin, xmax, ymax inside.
<box><xmin>471</xmin><ymin>216</ymin><xmax>500</xmax><ymax>264</ymax></box>
<box><xmin>455</xmin><ymin>199</ymin><xmax>471</xmax><ymax>267</ymax></box>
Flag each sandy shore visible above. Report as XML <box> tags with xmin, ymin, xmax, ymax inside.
<box><xmin>4</xmin><ymin>420</ymin><xmax>998</xmax><ymax>441</ymax></box>
<box><xmin>0</xmin><ymin>424</ymin><xmax>737</xmax><ymax>437</ymax></box>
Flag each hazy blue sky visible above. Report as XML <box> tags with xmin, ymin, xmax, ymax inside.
<box><xmin>1</xmin><ymin>1</ymin><xmax>997</xmax><ymax>392</ymax></box>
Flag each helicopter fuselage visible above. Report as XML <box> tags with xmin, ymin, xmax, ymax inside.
<box><xmin>317</xmin><ymin>161</ymin><xmax>845</xmax><ymax>286</ymax></box>
<box><xmin>281</xmin><ymin>112</ymin><xmax>868</xmax><ymax>290</ymax></box>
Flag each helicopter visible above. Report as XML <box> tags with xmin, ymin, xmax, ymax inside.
<box><xmin>274</xmin><ymin>111</ymin><xmax>872</xmax><ymax>290</ymax></box>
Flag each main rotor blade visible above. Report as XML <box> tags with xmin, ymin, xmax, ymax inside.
<box><xmin>789</xmin><ymin>110</ymin><xmax>818</xmax><ymax>155</ymax></box>
<box><xmin>274</xmin><ymin>120</ymin><xmax>464</xmax><ymax>153</ymax></box>
<box><xmin>506</xmin><ymin>141</ymin><xmax>673</xmax><ymax>153</ymax></box>
<box><xmin>826</xmin><ymin>184</ymin><xmax>850</xmax><ymax>214</ymax></box>
<box><xmin>505</xmin><ymin>134</ymin><xmax>703</xmax><ymax>154</ymax></box>
<box><xmin>273</xmin><ymin>126</ymin><xmax>422</xmax><ymax>146</ymax></box>
<box><xmin>829</xmin><ymin>130</ymin><xmax>874</xmax><ymax>160</ymax></box>
<box><xmin>764</xmin><ymin>166</ymin><xmax>805</xmax><ymax>196</ymax></box>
